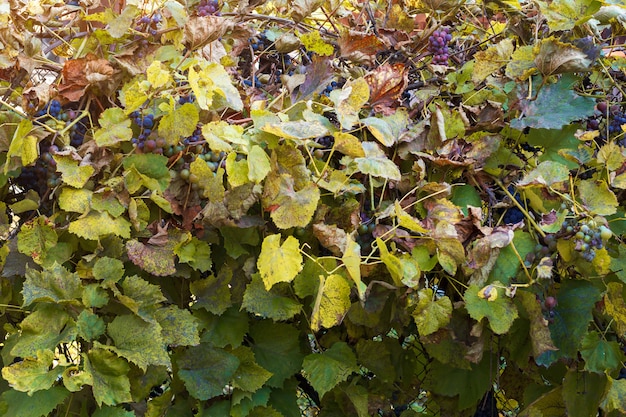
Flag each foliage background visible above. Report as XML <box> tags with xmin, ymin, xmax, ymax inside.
<box><xmin>1</xmin><ymin>0</ymin><xmax>626</xmax><ymax>416</ymax></box>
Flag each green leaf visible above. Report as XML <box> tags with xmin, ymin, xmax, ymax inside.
<box><xmin>411</xmin><ymin>288</ymin><xmax>452</xmax><ymax>336</ymax></box>
<box><xmin>17</xmin><ymin>216</ymin><xmax>57</xmax><ymax>266</ymax></box>
<box><xmin>537</xmin><ymin>279</ymin><xmax>602</xmax><ymax>365</ymax></box>
<box><xmin>190</xmin><ymin>268</ymin><xmax>232</xmax><ymax>315</ymax></box>
<box><xmin>84</xmin><ymin>348</ymin><xmax>132</xmax><ymax>406</ymax></box>
<box><xmin>201</xmin><ymin>306</ymin><xmax>249</xmax><ymax>349</ymax></box>
<box><xmin>578</xmin><ymin>179</ymin><xmax>618</xmax><ymax>216</ymax></box>
<box><xmin>242</xmin><ymin>274</ymin><xmax>302</xmax><ymax>321</ymax></box>
<box><xmin>93</xmin><ymin>257</ymin><xmax>125</xmax><ymax>286</ymax></box>
<box><xmin>231</xmin><ymin>387</ymin><xmax>272</xmax><ymax>417</ymax></box>
<box><xmin>174</xmin><ymin>235</ymin><xmax>212</xmax><ymax>272</ymax></box>
<box><xmin>122</xmin><ymin>153</ymin><xmax>170</xmax><ymax>193</ymax></box>
<box><xmin>356</xmin><ymin>339</ymin><xmax>396</xmax><ymax>382</ymax></box>
<box><xmin>92</xmin><ymin>406</ymin><xmax>136</xmax><ymax>417</ymax></box>
<box><xmin>511</xmin><ymin>74</ymin><xmax>596</xmax><ymax>130</ymax></box>
<box><xmin>563</xmin><ymin>370</ymin><xmax>606</xmax><ymax>417</ymax></box>
<box><xmin>82</xmin><ymin>284</ymin><xmax>110</xmax><ymax>308</ymax></box>
<box><xmin>580</xmin><ymin>331</ymin><xmax>623</xmax><ymax>374</ymax></box>
<box><xmin>489</xmin><ymin>230</ymin><xmax>535</xmax><ymax>285</ymax></box>
<box><xmin>53</xmin><ymin>154</ymin><xmax>95</xmax><ymax>188</ymax></box>
<box><xmin>604</xmin><ymin>282</ymin><xmax>626</xmax><ymax>335</ymax></box>
<box><xmin>103</xmin><ymin>314</ymin><xmax>171</xmax><ymax>371</ymax></box>
<box><xmin>0</xmin><ymin>387</ymin><xmax>69</xmax><ymax>417</ymax></box>
<box><xmin>258</xmin><ymin>234</ymin><xmax>303</xmax><ymax>289</ymax></box>
<box><xmin>311</xmin><ymin>273</ymin><xmax>352</xmax><ymax>331</ymax></box>
<box><xmin>158</xmin><ymin>102</ymin><xmax>199</xmax><ymax>146</ymax></box>
<box><xmin>22</xmin><ymin>263</ymin><xmax>82</xmax><ymax>307</ymax></box>
<box><xmin>69</xmin><ymin>211</ymin><xmax>131</xmax><ymax>241</ymax></box>
<box><xmin>117</xmin><ymin>275</ymin><xmax>166</xmax><ymax>322</ymax></box>
<box><xmin>94</xmin><ymin>107</ymin><xmax>133</xmax><ymax>147</ymax></box>
<box><xmin>302</xmin><ymin>342</ymin><xmax>358</xmax><ymax>399</ymax></box>
<box><xmin>107</xmin><ymin>4</ymin><xmax>137</xmax><ymax>38</ymax></box>
<box><xmin>77</xmin><ymin>309</ymin><xmax>106</xmax><ymax>341</ymax></box>
<box><xmin>250</xmin><ymin>321</ymin><xmax>304</xmax><ymax>388</ymax></box>
<box><xmin>524</xmin><ymin>125</ymin><xmax>581</xmax><ymax>169</ymax></box>
<box><xmin>155</xmin><ymin>306</ymin><xmax>200</xmax><ymax>347</ymax></box>
<box><xmin>231</xmin><ymin>346</ymin><xmax>273</xmax><ymax>392</ymax></box>
<box><xmin>427</xmin><ymin>355</ymin><xmax>494</xmax><ymax>410</ymax></box>
<box><xmin>11</xmin><ymin>304</ymin><xmax>77</xmax><ymax>358</ymax></box>
<box><xmin>177</xmin><ymin>344</ymin><xmax>240</xmax><ymax>400</ymax></box>
<box><xmin>1</xmin><ymin>350</ymin><xmax>62</xmax><ymax>394</ymax></box>
<box><xmin>464</xmin><ymin>282</ymin><xmax>518</xmax><ymax>334</ymax></box>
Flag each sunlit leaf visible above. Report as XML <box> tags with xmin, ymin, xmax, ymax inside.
<box><xmin>412</xmin><ymin>288</ymin><xmax>452</xmax><ymax>336</ymax></box>
<box><xmin>158</xmin><ymin>102</ymin><xmax>199</xmax><ymax>146</ymax></box>
<box><xmin>578</xmin><ymin>179</ymin><xmax>618</xmax><ymax>215</ymax></box>
<box><xmin>1</xmin><ymin>350</ymin><xmax>62</xmax><ymax>395</ymax></box>
<box><xmin>465</xmin><ymin>282</ymin><xmax>518</xmax><ymax>334</ymax></box>
<box><xmin>22</xmin><ymin>263</ymin><xmax>82</xmax><ymax>307</ymax></box>
<box><xmin>473</xmin><ymin>39</ymin><xmax>515</xmax><ymax>83</ymax></box>
<box><xmin>84</xmin><ymin>348</ymin><xmax>132</xmax><ymax>406</ymax></box>
<box><xmin>94</xmin><ymin>108</ymin><xmax>133</xmax><ymax>147</ymax></box>
<box><xmin>311</xmin><ymin>274</ymin><xmax>351</xmax><ymax>331</ymax></box>
<box><xmin>69</xmin><ymin>211</ymin><xmax>131</xmax><ymax>241</ymax></box>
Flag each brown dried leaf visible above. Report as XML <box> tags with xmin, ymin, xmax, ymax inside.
<box><xmin>183</xmin><ymin>15</ymin><xmax>234</xmax><ymax>51</ymax></box>
<box><xmin>312</xmin><ymin>223</ymin><xmax>348</xmax><ymax>256</ymax></box>
<box><xmin>58</xmin><ymin>54</ymin><xmax>116</xmax><ymax>101</ymax></box>
<box><xmin>338</xmin><ymin>32</ymin><xmax>385</xmax><ymax>65</ymax></box>
<box><xmin>365</xmin><ymin>63</ymin><xmax>408</xmax><ymax>113</ymax></box>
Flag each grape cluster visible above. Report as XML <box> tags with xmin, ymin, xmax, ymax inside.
<box><xmin>135</xmin><ymin>13</ymin><xmax>162</xmax><ymax>37</ymax></box>
<box><xmin>322</xmin><ymin>81</ymin><xmax>340</xmax><ymax>96</ymax></box>
<box><xmin>587</xmin><ymin>101</ymin><xmax>626</xmax><ymax>142</ymax></box>
<box><xmin>197</xmin><ymin>0</ymin><xmax>220</xmax><ymax>16</ymax></box>
<box><xmin>561</xmin><ymin>218</ymin><xmax>612</xmax><ymax>262</ymax></box>
<box><xmin>15</xmin><ymin>141</ymin><xmax>61</xmax><ymax>195</ymax></box>
<box><xmin>35</xmin><ymin>99</ymin><xmax>62</xmax><ymax>118</ymax></box>
<box><xmin>502</xmin><ymin>187</ymin><xmax>525</xmax><ymax>224</ymax></box>
<box><xmin>130</xmin><ymin>113</ymin><xmax>163</xmax><ymax>154</ymax></box>
<box><xmin>428</xmin><ymin>27</ymin><xmax>452</xmax><ymax>65</ymax></box>
<box><xmin>249</xmin><ymin>33</ymin><xmax>270</xmax><ymax>52</ymax></box>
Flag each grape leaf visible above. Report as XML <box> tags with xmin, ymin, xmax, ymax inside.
<box><xmin>298</xmin><ymin>31</ymin><xmax>334</xmax><ymax>56</ymax></box>
<box><xmin>77</xmin><ymin>310</ymin><xmax>106</xmax><ymax>341</ymax></box>
<box><xmin>412</xmin><ymin>288</ymin><xmax>452</xmax><ymax>336</ymax></box>
<box><xmin>84</xmin><ymin>348</ymin><xmax>132</xmax><ymax>406</ymax></box>
<box><xmin>329</xmin><ymin>78</ymin><xmax>369</xmax><ymax>130</ymax></box>
<box><xmin>343</xmin><ymin>236</ymin><xmax>366</xmax><ymax>300</ymax></box>
<box><xmin>4</xmin><ymin>119</ymin><xmax>37</xmax><ymax>174</ymax></box>
<box><xmin>22</xmin><ymin>263</ymin><xmax>82</xmax><ymax>306</ymax></box>
<box><xmin>154</xmin><ymin>306</ymin><xmax>200</xmax><ymax>347</ymax></box>
<box><xmin>231</xmin><ymin>346</ymin><xmax>273</xmax><ymax>393</ymax></box>
<box><xmin>117</xmin><ymin>275</ymin><xmax>166</xmax><ymax>322</ymax></box>
<box><xmin>511</xmin><ymin>74</ymin><xmax>596</xmax><ymax>130</ymax></box>
<box><xmin>563</xmin><ymin>370</ymin><xmax>606</xmax><ymax>417</ymax></box>
<box><xmin>202</xmin><ymin>121</ymin><xmax>246</xmax><ymax>153</ymax></box>
<box><xmin>53</xmin><ymin>154</ymin><xmax>95</xmax><ymax>188</ymax></box>
<box><xmin>302</xmin><ymin>342</ymin><xmax>358</xmax><ymax>399</ymax></box>
<box><xmin>257</xmin><ymin>234</ymin><xmax>303</xmax><ymax>289</ymax></box>
<box><xmin>535</xmin><ymin>0</ymin><xmax>602</xmax><ymax>32</ymax></box>
<box><xmin>537</xmin><ymin>279</ymin><xmax>602</xmax><ymax>366</ymax></box>
<box><xmin>0</xmin><ymin>387</ymin><xmax>69</xmax><ymax>417</ymax></box>
<box><xmin>267</xmin><ymin>178</ymin><xmax>321</xmax><ymax>229</ymax></box>
<box><xmin>601</xmin><ymin>376</ymin><xmax>626</xmax><ymax>414</ymax></box>
<box><xmin>158</xmin><ymin>102</ymin><xmax>199</xmax><ymax>146</ymax></box>
<box><xmin>472</xmin><ymin>38</ymin><xmax>515</xmax><ymax>83</ymax></box>
<box><xmin>123</xmin><ymin>153</ymin><xmax>170</xmax><ymax>193</ymax></box>
<box><xmin>11</xmin><ymin>304</ymin><xmax>77</xmax><ymax>358</ymax></box>
<box><xmin>580</xmin><ymin>331</ymin><xmax>623</xmax><ymax>374</ymax></box>
<box><xmin>517</xmin><ymin>160</ymin><xmax>570</xmax><ymax>187</ymax></box>
<box><xmin>93</xmin><ymin>257</ymin><xmax>124</xmax><ymax>286</ymax></box>
<box><xmin>248</xmin><ymin>145</ymin><xmax>271</xmax><ymax>183</ymax></box>
<box><xmin>177</xmin><ymin>344</ymin><xmax>240</xmax><ymax>401</ymax></box>
<box><xmin>189</xmin><ymin>61</ymin><xmax>243</xmax><ymax>111</ymax></box>
<box><xmin>102</xmin><ymin>314</ymin><xmax>171</xmax><ymax>371</ymax></box>
<box><xmin>1</xmin><ymin>350</ymin><xmax>62</xmax><ymax>394</ymax></box>
<box><xmin>201</xmin><ymin>306</ymin><xmax>249</xmax><ymax>349</ymax></box>
<box><xmin>174</xmin><ymin>235</ymin><xmax>212</xmax><ymax>272</ymax></box>
<box><xmin>250</xmin><ymin>321</ymin><xmax>304</xmax><ymax>388</ymax></box>
<box><xmin>578</xmin><ymin>179</ymin><xmax>618</xmax><ymax>216</ymax></box>
<box><xmin>604</xmin><ymin>282</ymin><xmax>626</xmax><ymax>335</ymax></box>
<box><xmin>69</xmin><ymin>211</ymin><xmax>131</xmax><ymax>241</ymax></box>
<box><xmin>190</xmin><ymin>268</ymin><xmax>233</xmax><ymax>315</ymax></box>
<box><xmin>146</xmin><ymin>61</ymin><xmax>172</xmax><ymax>89</ymax></box>
<box><xmin>242</xmin><ymin>274</ymin><xmax>302</xmax><ymax>321</ymax></box>
<box><xmin>92</xmin><ymin>406</ymin><xmax>136</xmax><ymax>417</ymax></box>
<box><xmin>261</xmin><ymin>120</ymin><xmax>329</xmax><ymax>141</ymax></box>
<box><xmin>311</xmin><ymin>274</ymin><xmax>352</xmax><ymax>331</ymax></box>
<box><xmin>125</xmin><ymin>239</ymin><xmax>177</xmax><ymax>277</ymax></box>
<box><xmin>353</xmin><ymin>142</ymin><xmax>401</xmax><ymax>181</ymax></box>
<box><xmin>94</xmin><ymin>107</ymin><xmax>133</xmax><ymax>147</ymax></box>
<box><xmin>465</xmin><ymin>282</ymin><xmax>518</xmax><ymax>334</ymax></box>
<box><xmin>17</xmin><ymin>217</ymin><xmax>57</xmax><ymax>266</ymax></box>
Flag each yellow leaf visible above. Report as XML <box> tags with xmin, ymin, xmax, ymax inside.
<box><xmin>146</xmin><ymin>61</ymin><xmax>172</xmax><ymax>89</ymax></box>
<box><xmin>299</xmin><ymin>31</ymin><xmax>334</xmax><ymax>56</ymax></box>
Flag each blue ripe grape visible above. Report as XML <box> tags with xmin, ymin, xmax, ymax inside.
<box><xmin>197</xmin><ymin>0</ymin><xmax>219</xmax><ymax>16</ymax></box>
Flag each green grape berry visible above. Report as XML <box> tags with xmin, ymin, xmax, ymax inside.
<box><xmin>599</xmin><ymin>225</ymin><xmax>612</xmax><ymax>240</ymax></box>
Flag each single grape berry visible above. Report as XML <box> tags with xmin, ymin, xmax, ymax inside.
<box><xmin>544</xmin><ymin>296</ymin><xmax>557</xmax><ymax>310</ymax></box>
